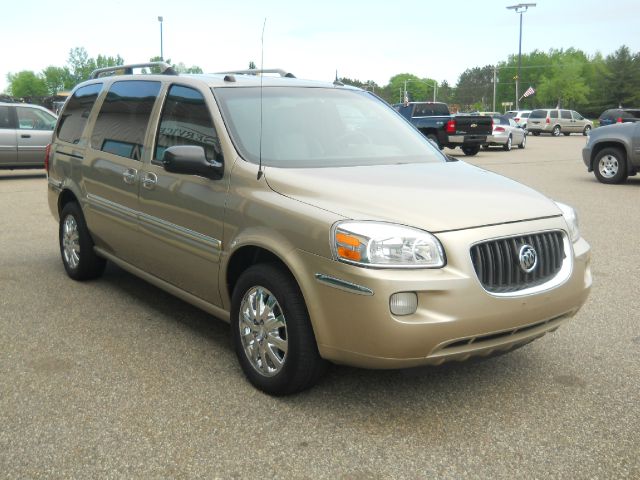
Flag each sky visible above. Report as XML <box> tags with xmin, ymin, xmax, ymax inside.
<box><xmin>2</xmin><ymin>0</ymin><xmax>639</xmax><ymax>93</ymax></box>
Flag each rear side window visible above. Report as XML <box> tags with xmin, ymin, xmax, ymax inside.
<box><xmin>154</xmin><ymin>85</ymin><xmax>221</xmax><ymax>162</ymax></box>
<box><xmin>91</xmin><ymin>80</ymin><xmax>161</xmax><ymax>160</ymax></box>
<box><xmin>413</xmin><ymin>103</ymin><xmax>450</xmax><ymax>116</ymax></box>
<box><xmin>529</xmin><ymin>110</ymin><xmax>547</xmax><ymax>119</ymax></box>
<box><xmin>521</xmin><ymin>112</ymin><xmax>530</xmax><ymax>118</ymax></box>
<box><xmin>550</xmin><ymin>110</ymin><xmax>558</xmax><ymax>119</ymax></box>
<box><xmin>57</xmin><ymin>83</ymin><xmax>103</xmax><ymax>144</ymax></box>
<box><xmin>0</xmin><ymin>106</ymin><xmax>12</xmax><ymax>129</ymax></box>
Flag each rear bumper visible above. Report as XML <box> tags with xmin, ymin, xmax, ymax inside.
<box><xmin>448</xmin><ymin>134</ymin><xmax>488</xmax><ymax>146</ymax></box>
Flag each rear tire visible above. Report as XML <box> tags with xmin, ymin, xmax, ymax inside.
<box><xmin>426</xmin><ymin>133</ymin><xmax>443</xmax><ymax>150</ymax></box>
<box><xmin>503</xmin><ymin>136</ymin><xmax>512</xmax><ymax>151</ymax></box>
<box><xmin>593</xmin><ymin>147</ymin><xmax>628</xmax><ymax>184</ymax></box>
<box><xmin>583</xmin><ymin>125</ymin><xmax>591</xmax><ymax>136</ymax></box>
<box><xmin>462</xmin><ymin>145</ymin><xmax>480</xmax><ymax>156</ymax></box>
<box><xmin>231</xmin><ymin>264</ymin><xmax>327</xmax><ymax>395</ymax></box>
<box><xmin>563</xmin><ymin>132</ymin><xmax>571</xmax><ymax>136</ymax></box>
<box><xmin>552</xmin><ymin>125</ymin><xmax>561</xmax><ymax>136</ymax></box>
<box><xmin>59</xmin><ymin>202</ymin><xmax>106</xmax><ymax>281</ymax></box>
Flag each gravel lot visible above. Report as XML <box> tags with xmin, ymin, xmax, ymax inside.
<box><xmin>1</xmin><ymin>134</ymin><xmax>638</xmax><ymax>479</ymax></box>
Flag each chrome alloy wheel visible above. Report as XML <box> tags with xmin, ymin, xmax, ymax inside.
<box><xmin>62</xmin><ymin>215</ymin><xmax>80</xmax><ymax>269</ymax></box>
<box><xmin>598</xmin><ymin>154</ymin><xmax>619</xmax><ymax>179</ymax></box>
<box><xmin>239</xmin><ymin>286</ymin><xmax>288</xmax><ymax>377</ymax></box>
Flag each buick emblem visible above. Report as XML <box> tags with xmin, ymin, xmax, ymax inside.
<box><xmin>519</xmin><ymin>244</ymin><xmax>537</xmax><ymax>273</ymax></box>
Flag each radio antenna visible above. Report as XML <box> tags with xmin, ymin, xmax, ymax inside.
<box><xmin>257</xmin><ymin>18</ymin><xmax>267</xmax><ymax>180</ymax></box>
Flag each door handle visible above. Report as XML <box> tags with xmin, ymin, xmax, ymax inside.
<box><xmin>123</xmin><ymin>168</ymin><xmax>138</xmax><ymax>185</ymax></box>
<box><xmin>141</xmin><ymin>172</ymin><xmax>158</xmax><ymax>190</ymax></box>
<box><xmin>21</xmin><ymin>134</ymin><xmax>31</xmax><ymax>138</ymax></box>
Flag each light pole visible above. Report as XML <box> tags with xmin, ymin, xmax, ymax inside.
<box><xmin>506</xmin><ymin>3</ymin><xmax>535</xmax><ymax>110</ymax></box>
<box><xmin>158</xmin><ymin>16</ymin><xmax>164</xmax><ymax>61</ymax></box>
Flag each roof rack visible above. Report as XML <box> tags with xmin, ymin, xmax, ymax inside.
<box><xmin>89</xmin><ymin>62</ymin><xmax>178</xmax><ymax>79</ymax></box>
<box><xmin>216</xmin><ymin>68</ymin><xmax>296</xmax><ymax>78</ymax></box>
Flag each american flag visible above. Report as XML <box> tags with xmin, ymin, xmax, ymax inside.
<box><xmin>522</xmin><ymin>86</ymin><xmax>535</xmax><ymax>98</ymax></box>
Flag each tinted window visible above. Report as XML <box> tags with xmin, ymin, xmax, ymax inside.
<box><xmin>57</xmin><ymin>83</ymin><xmax>103</xmax><ymax>144</ymax></box>
<box><xmin>550</xmin><ymin>110</ymin><xmax>558</xmax><ymax>119</ymax></box>
<box><xmin>561</xmin><ymin>110</ymin><xmax>572</xmax><ymax>120</ymax></box>
<box><xmin>91</xmin><ymin>81</ymin><xmax>161</xmax><ymax>160</ymax></box>
<box><xmin>0</xmin><ymin>106</ymin><xmax>12</xmax><ymax>129</ymax></box>
<box><xmin>155</xmin><ymin>85</ymin><xmax>221</xmax><ymax>163</ymax></box>
<box><xmin>521</xmin><ymin>112</ymin><xmax>530</xmax><ymax>118</ymax></box>
<box><xmin>412</xmin><ymin>103</ymin><xmax>450</xmax><ymax>116</ymax></box>
<box><xmin>16</xmin><ymin>107</ymin><xmax>56</xmax><ymax>130</ymax></box>
<box><xmin>572</xmin><ymin>111</ymin><xmax>584</xmax><ymax>120</ymax></box>
<box><xmin>529</xmin><ymin>110</ymin><xmax>547</xmax><ymax>119</ymax></box>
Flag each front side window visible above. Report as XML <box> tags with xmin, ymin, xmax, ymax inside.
<box><xmin>16</xmin><ymin>107</ymin><xmax>56</xmax><ymax>130</ymax></box>
<box><xmin>215</xmin><ymin>87</ymin><xmax>443</xmax><ymax>168</ymax></box>
<box><xmin>57</xmin><ymin>83</ymin><xmax>103</xmax><ymax>144</ymax></box>
<box><xmin>91</xmin><ymin>80</ymin><xmax>161</xmax><ymax>160</ymax></box>
<box><xmin>561</xmin><ymin>110</ymin><xmax>572</xmax><ymax>120</ymax></box>
<box><xmin>572</xmin><ymin>111</ymin><xmax>584</xmax><ymax>120</ymax></box>
<box><xmin>155</xmin><ymin>85</ymin><xmax>221</xmax><ymax>163</ymax></box>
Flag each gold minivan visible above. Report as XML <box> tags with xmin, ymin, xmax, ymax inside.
<box><xmin>47</xmin><ymin>63</ymin><xmax>592</xmax><ymax>395</ymax></box>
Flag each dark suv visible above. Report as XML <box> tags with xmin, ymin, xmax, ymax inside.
<box><xmin>598</xmin><ymin>108</ymin><xmax>640</xmax><ymax>127</ymax></box>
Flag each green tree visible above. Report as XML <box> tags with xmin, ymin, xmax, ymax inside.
<box><xmin>387</xmin><ymin>74</ymin><xmax>437</xmax><ymax>104</ymax></box>
<box><xmin>603</xmin><ymin>45</ymin><xmax>640</xmax><ymax>108</ymax></box>
<box><xmin>454</xmin><ymin>66</ymin><xmax>494</xmax><ymax>110</ymax></box>
<box><xmin>536</xmin><ymin>50</ymin><xmax>590</xmax><ymax>108</ymax></box>
<box><xmin>6</xmin><ymin>71</ymin><xmax>48</xmax><ymax>98</ymax></box>
<box><xmin>41</xmin><ymin>66</ymin><xmax>72</xmax><ymax>95</ymax></box>
<box><xmin>67</xmin><ymin>47</ymin><xmax>96</xmax><ymax>85</ymax></box>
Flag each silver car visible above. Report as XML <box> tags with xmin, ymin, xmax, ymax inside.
<box><xmin>483</xmin><ymin>116</ymin><xmax>527</xmax><ymax>151</ymax></box>
<box><xmin>0</xmin><ymin>102</ymin><xmax>57</xmax><ymax>169</ymax></box>
<box><xmin>528</xmin><ymin>109</ymin><xmax>593</xmax><ymax>137</ymax></box>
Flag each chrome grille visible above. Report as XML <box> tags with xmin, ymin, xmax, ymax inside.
<box><xmin>470</xmin><ymin>231</ymin><xmax>565</xmax><ymax>293</ymax></box>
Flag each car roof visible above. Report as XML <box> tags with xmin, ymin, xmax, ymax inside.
<box><xmin>76</xmin><ymin>63</ymin><xmax>360</xmax><ymax>92</ymax></box>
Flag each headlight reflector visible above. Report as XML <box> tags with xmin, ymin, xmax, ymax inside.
<box><xmin>333</xmin><ymin>221</ymin><xmax>445</xmax><ymax>268</ymax></box>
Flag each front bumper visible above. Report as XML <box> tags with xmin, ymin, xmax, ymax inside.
<box><xmin>582</xmin><ymin>146</ymin><xmax>593</xmax><ymax>170</ymax></box>
<box><xmin>296</xmin><ymin>217</ymin><xmax>591</xmax><ymax>369</ymax></box>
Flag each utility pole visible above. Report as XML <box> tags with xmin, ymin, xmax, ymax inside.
<box><xmin>158</xmin><ymin>16</ymin><xmax>164</xmax><ymax>61</ymax></box>
<box><xmin>506</xmin><ymin>3</ymin><xmax>536</xmax><ymax>110</ymax></box>
<box><xmin>492</xmin><ymin>66</ymin><xmax>497</xmax><ymax>112</ymax></box>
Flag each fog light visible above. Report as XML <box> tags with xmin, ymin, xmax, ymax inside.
<box><xmin>389</xmin><ymin>292</ymin><xmax>418</xmax><ymax>316</ymax></box>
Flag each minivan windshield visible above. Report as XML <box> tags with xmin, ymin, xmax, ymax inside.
<box><xmin>214</xmin><ymin>87</ymin><xmax>443</xmax><ymax>168</ymax></box>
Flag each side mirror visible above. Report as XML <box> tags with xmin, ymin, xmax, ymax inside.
<box><xmin>162</xmin><ymin>145</ymin><xmax>223</xmax><ymax>180</ymax></box>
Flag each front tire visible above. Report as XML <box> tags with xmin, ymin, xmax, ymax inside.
<box><xmin>461</xmin><ymin>145</ymin><xmax>480</xmax><ymax>156</ymax></box>
<box><xmin>231</xmin><ymin>264</ymin><xmax>326</xmax><ymax>395</ymax></box>
<box><xmin>593</xmin><ymin>147</ymin><xmax>628</xmax><ymax>184</ymax></box>
<box><xmin>518</xmin><ymin>134</ymin><xmax>526</xmax><ymax>149</ymax></box>
<box><xmin>59</xmin><ymin>202</ymin><xmax>106</xmax><ymax>280</ymax></box>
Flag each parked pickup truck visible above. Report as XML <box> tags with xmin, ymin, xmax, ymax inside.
<box><xmin>395</xmin><ymin>102</ymin><xmax>493</xmax><ymax>156</ymax></box>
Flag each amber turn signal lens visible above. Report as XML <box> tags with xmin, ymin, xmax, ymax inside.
<box><xmin>337</xmin><ymin>246</ymin><xmax>361</xmax><ymax>261</ymax></box>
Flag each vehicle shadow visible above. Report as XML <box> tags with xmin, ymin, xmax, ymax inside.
<box><xmin>0</xmin><ymin>171</ymin><xmax>46</xmax><ymax>180</ymax></box>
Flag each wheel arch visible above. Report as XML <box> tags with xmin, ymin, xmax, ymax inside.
<box><xmin>58</xmin><ymin>188</ymin><xmax>80</xmax><ymax>215</ymax></box>
<box><xmin>590</xmin><ymin>141</ymin><xmax>628</xmax><ymax>172</ymax></box>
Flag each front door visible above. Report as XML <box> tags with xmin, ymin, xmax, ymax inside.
<box><xmin>15</xmin><ymin>106</ymin><xmax>56</xmax><ymax>166</ymax></box>
<box><xmin>137</xmin><ymin>84</ymin><xmax>226</xmax><ymax>305</ymax></box>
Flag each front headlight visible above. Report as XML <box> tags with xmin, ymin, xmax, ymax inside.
<box><xmin>332</xmin><ymin>221</ymin><xmax>445</xmax><ymax>268</ymax></box>
<box><xmin>555</xmin><ymin>202</ymin><xmax>580</xmax><ymax>243</ymax></box>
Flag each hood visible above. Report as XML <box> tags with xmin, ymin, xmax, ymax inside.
<box><xmin>264</xmin><ymin>161</ymin><xmax>561</xmax><ymax>232</ymax></box>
